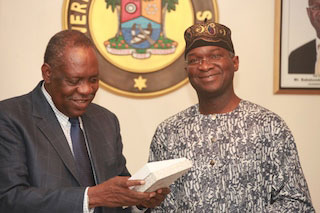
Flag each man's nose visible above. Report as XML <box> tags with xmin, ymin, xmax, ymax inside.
<box><xmin>198</xmin><ymin>58</ymin><xmax>215</xmax><ymax>70</ymax></box>
<box><xmin>77</xmin><ymin>81</ymin><xmax>94</xmax><ymax>94</ymax></box>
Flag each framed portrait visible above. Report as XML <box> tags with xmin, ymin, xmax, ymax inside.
<box><xmin>274</xmin><ymin>0</ymin><xmax>320</xmax><ymax>94</ymax></box>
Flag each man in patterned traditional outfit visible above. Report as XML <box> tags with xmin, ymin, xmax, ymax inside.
<box><xmin>148</xmin><ymin>21</ymin><xmax>315</xmax><ymax>212</ymax></box>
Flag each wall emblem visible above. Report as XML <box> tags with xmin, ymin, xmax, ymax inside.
<box><xmin>63</xmin><ymin>0</ymin><xmax>218</xmax><ymax>97</ymax></box>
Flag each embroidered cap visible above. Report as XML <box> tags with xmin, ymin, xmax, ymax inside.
<box><xmin>184</xmin><ymin>21</ymin><xmax>234</xmax><ymax>58</ymax></box>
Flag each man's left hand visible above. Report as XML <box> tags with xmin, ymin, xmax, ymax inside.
<box><xmin>139</xmin><ymin>188</ymin><xmax>170</xmax><ymax>209</ymax></box>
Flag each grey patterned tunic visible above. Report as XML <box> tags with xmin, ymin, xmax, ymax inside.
<box><xmin>149</xmin><ymin>100</ymin><xmax>314</xmax><ymax>212</ymax></box>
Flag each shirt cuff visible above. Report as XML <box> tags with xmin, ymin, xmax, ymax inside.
<box><xmin>83</xmin><ymin>187</ymin><xmax>95</xmax><ymax>213</ymax></box>
<box><xmin>131</xmin><ymin>205</ymin><xmax>148</xmax><ymax>213</ymax></box>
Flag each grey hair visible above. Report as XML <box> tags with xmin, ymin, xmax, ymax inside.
<box><xmin>43</xmin><ymin>30</ymin><xmax>94</xmax><ymax>69</ymax></box>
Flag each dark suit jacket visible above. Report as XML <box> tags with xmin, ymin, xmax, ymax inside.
<box><xmin>288</xmin><ymin>39</ymin><xmax>316</xmax><ymax>74</ymax></box>
<box><xmin>0</xmin><ymin>81</ymin><xmax>131</xmax><ymax>213</ymax></box>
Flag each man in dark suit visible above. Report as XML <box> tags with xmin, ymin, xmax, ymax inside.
<box><xmin>289</xmin><ymin>0</ymin><xmax>320</xmax><ymax>75</ymax></box>
<box><xmin>0</xmin><ymin>30</ymin><xmax>168</xmax><ymax>213</ymax></box>
<box><xmin>288</xmin><ymin>39</ymin><xmax>316</xmax><ymax>74</ymax></box>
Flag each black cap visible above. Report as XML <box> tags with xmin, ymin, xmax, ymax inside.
<box><xmin>184</xmin><ymin>21</ymin><xmax>234</xmax><ymax>58</ymax></box>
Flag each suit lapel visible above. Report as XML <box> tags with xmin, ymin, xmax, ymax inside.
<box><xmin>81</xmin><ymin>113</ymin><xmax>104</xmax><ymax>183</ymax></box>
<box><xmin>31</xmin><ymin>82</ymin><xmax>82</xmax><ymax>185</ymax></box>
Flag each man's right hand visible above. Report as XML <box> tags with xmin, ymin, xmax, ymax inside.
<box><xmin>87</xmin><ymin>176</ymin><xmax>156</xmax><ymax>209</ymax></box>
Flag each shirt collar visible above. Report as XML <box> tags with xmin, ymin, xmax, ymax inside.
<box><xmin>41</xmin><ymin>82</ymin><xmax>70</xmax><ymax>127</ymax></box>
<box><xmin>316</xmin><ymin>38</ymin><xmax>320</xmax><ymax>55</ymax></box>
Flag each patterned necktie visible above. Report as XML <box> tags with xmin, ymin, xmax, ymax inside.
<box><xmin>315</xmin><ymin>45</ymin><xmax>320</xmax><ymax>76</ymax></box>
<box><xmin>69</xmin><ymin>117</ymin><xmax>95</xmax><ymax>186</ymax></box>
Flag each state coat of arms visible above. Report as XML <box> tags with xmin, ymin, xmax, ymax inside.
<box><xmin>63</xmin><ymin>0</ymin><xmax>218</xmax><ymax>97</ymax></box>
<box><xmin>105</xmin><ymin>0</ymin><xmax>177</xmax><ymax>59</ymax></box>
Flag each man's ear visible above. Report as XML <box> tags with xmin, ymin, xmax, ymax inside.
<box><xmin>233</xmin><ymin>56</ymin><xmax>239</xmax><ymax>72</ymax></box>
<box><xmin>41</xmin><ymin>63</ymin><xmax>52</xmax><ymax>83</ymax></box>
<box><xmin>307</xmin><ymin>7</ymin><xmax>312</xmax><ymax>21</ymax></box>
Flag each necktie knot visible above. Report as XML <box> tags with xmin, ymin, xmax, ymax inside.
<box><xmin>69</xmin><ymin>117</ymin><xmax>80</xmax><ymax>126</ymax></box>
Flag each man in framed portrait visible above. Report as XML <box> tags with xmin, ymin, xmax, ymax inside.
<box><xmin>289</xmin><ymin>0</ymin><xmax>320</xmax><ymax>76</ymax></box>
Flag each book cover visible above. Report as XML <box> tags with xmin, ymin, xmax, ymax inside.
<box><xmin>129</xmin><ymin>157</ymin><xmax>192</xmax><ymax>192</ymax></box>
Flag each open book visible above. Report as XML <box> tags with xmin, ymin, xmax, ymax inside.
<box><xmin>129</xmin><ymin>157</ymin><xmax>192</xmax><ymax>192</ymax></box>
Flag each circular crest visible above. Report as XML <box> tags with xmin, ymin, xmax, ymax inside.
<box><xmin>63</xmin><ymin>0</ymin><xmax>218</xmax><ymax>97</ymax></box>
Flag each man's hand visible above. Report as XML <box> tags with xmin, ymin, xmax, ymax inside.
<box><xmin>139</xmin><ymin>188</ymin><xmax>170</xmax><ymax>209</ymax></box>
<box><xmin>87</xmin><ymin>176</ymin><xmax>157</xmax><ymax>208</ymax></box>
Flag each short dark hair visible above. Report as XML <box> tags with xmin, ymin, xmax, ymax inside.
<box><xmin>43</xmin><ymin>30</ymin><xmax>94</xmax><ymax>68</ymax></box>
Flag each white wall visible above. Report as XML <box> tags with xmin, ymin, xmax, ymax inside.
<box><xmin>0</xmin><ymin>0</ymin><xmax>319</xmax><ymax>210</ymax></box>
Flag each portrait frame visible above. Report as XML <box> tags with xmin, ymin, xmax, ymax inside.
<box><xmin>274</xmin><ymin>0</ymin><xmax>320</xmax><ymax>94</ymax></box>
